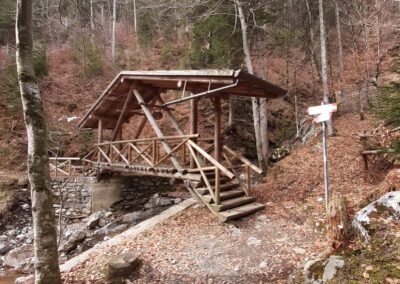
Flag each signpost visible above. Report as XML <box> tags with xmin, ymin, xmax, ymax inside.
<box><xmin>307</xmin><ymin>103</ymin><xmax>337</xmax><ymax>210</ymax></box>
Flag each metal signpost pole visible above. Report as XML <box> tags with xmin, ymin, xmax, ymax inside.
<box><xmin>322</xmin><ymin>121</ymin><xmax>329</xmax><ymax>210</ymax></box>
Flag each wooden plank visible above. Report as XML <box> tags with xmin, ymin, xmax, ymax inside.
<box><xmin>97</xmin><ymin>147</ymin><xmax>111</xmax><ymax>163</ymax></box>
<box><xmin>188</xmin><ymin>140</ymin><xmax>234</xmax><ymax>179</ymax></box>
<box><xmin>222</xmin><ymin>145</ymin><xmax>263</xmax><ymax>174</ymax></box>
<box><xmin>111</xmin><ymin>89</ymin><xmax>133</xmax><ymax>141</ymax></box>
<box><xmin>133</xmin><ymin>89</ymin><xmax>182</xmax><ymax>170</ymax></box>
<box><xmin>214</xmin><ymin>97</ymin><xmax>221</xmax><ymax>205</ymax></box>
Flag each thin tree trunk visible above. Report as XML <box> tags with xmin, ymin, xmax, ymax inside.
<box><xmin>133</xmin><ymin>0</ymin><xmax>137</xmax><ymax>33</ymax></box>
<box><xmin>112</xmin><ymin>0</ymin><xmax>116</xmax><ymax>63</ymax></box>
<box><xmin>318</xmin><ymin>0</ymin><xmax>334</xmax><ymax>136</ymax></box>
<box><xmin>334</xmin><ymin>0</ymin><xmax>347</xmax><ymax>109</ymax></box>
<box><xmin>235</xmin><ymin>0</ymin><xmax>266</xmax><ymax>170</ymax></box>
<box><xmin>305</xmin><ymin>0</ymin><xmax>322</xmax><ymax>81</ymax></box>
<box><xmin>16</xmin><ymin>1</ymin><xmax>62</xmax><ymax>283</ymax></box>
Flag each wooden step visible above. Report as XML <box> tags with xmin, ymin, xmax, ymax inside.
<box><xmin>202</xmin><ymin>189</ymin><xmax>244</xmax><ymax>203</ymax></box>
<box><xmin>218</xmin><ymin>202</ymin><xmax>265</xmax><ymax>222</ymax></box>
<box><xmin>200</xmin><ymin>176</ymin><xmax>231</xmax><ymax>185</ymax></box>
<box><xmin>195</xmin><ymin>183</ymin><xmax>240</xmax><ymax>196</ymax></box>
<box><xmin>210</xmin><ymin>196</ymin><xmax>256</xmax><ymax>212</ymax></box>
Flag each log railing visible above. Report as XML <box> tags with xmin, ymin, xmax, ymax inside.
<box><xmin>82</xmin><ymin>135</ymin><xmax>198</xmax><ymax>170</ymax></box>
<box><xmin>222</xmin><ymin>145</ymin><xmax>263</xmax><ymax>196</ymax></box>
<box><xmin>49</xmin><ymin>157</ymin><xmax>83</xmax><ymax>177</ymax></box>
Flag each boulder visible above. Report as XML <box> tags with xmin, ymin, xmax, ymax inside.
<box><xmin>122</xmin><ymin>211</ymin><xmax>146</xmax><ymax>224</ymax></box>
<box><xmin>353</xmin><ymin>191</ymin><xmax>400</xmax><ymax>241</ymax></box>
<box><xmin>15</xmin><ymin>275</ymin><xmax>35</xmax><ymax>284</ymax></box>
<box><xmin>95</xmin><ymin>222</ymin><xmax>128</xmax><ymax>237</ymax></box>
<box><xmin>322</xmin><ymin>255</ymin><xmax>345</xmax><ymax>283</ymax></box>
<box><xmin>86</xmin><ymin>211</ymin><xmax>105</xmax><ymax>229</ymax></box>
<box><xmin>3</xmin><ymin>244</ymin><xmax>34</xmax><ymax>272</ymax></box>
<box><xmin>106</xmin><ymin>252</ymin><xmax>141</xmax><ymax>283</ymax></box>
<box><xmin>303</xmin><ymin>253</ymin><xmax>344</xmax><ymax>284</ymax></box>
<box><xmin>144</xmin><ymin>195</ymin><xmax>172</xmax><ymax>209</ymax></box>
<box><xmin>59</xmin><ymin>231</ymin><xmax>86</xmax><ymax>253</ymax></box>
<box><xmin>0</xmin><ymin>242</ymin><xmax>11</xmax><ymax>255</ymax></box>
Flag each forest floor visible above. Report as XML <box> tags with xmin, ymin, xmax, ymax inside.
<box><xmin>62</xmin><ymin>113</ymin><xmax>393</xmax><ymax>283</ymax></box>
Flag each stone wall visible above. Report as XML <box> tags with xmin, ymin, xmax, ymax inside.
<box><xmin>121</xmin><ymin>176</ymin><xmax>172</xmax><ymax>201</ymax></box>
<box><xmin>51</xmin><ymin>176</ymin><xmax>173</xmax><ymax>218</ymax></box>
<box><xmin>52</xmin><ymin>177</ymin><xmax>94</xmax><ymax>218</ymax></box>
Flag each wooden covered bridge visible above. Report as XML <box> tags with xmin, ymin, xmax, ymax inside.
<box><xmin>50</xmin><ymin>69</ymin><xmax>286</xmax><ymax>221</ymax></box>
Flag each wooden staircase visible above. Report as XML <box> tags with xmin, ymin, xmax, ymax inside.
<box><xmin>190</xmin><ymin>170</ymin><xmax>265</xmax><ymax>222</ymax></box>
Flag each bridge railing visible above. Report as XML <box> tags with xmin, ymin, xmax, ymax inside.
<box><xmin>49</xmin><ymin>157</ymin><xmax>83</xmax><ymax>177</ymax></box>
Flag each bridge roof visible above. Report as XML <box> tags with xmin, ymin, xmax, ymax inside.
<box><xmin>78</xmin><ymin>69</ymin><xmax>286</xmax><ymax>129</ymax></box>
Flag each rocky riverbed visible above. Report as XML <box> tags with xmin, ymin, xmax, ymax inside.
<box><xmin>0</xmin><ymin>181</ymin><xmax>189</xmax><ymax>278</ymax></box>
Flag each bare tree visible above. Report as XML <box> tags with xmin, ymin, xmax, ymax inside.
<box><xmin>112</xmin><ymin>0</ymin><xmax>116</xmax><ymax>63</ymax></box>
<box><xmin>318</xmin><ymin>0</ymin><xmax>334</xmax><ymax>135</ymax></box>
<box><xmin>235</xmin><ymin>0</ymin><xmax>267</xmax><ymax>170</ymax></box>
<box><xmin>15</xmin><ymin>0</ymin><xmax>62</xmax><ymax>283</ymax></box>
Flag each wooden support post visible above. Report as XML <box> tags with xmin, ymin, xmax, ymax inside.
<box><xmin>112</xmin><ymin>89</ymin><xmax>133</xmax><ymax>141</ymax></box>
<box><xmin>155</xmin><ymin>94</ymin><xmax>184</xmax><ymax>135</ymax></box>
<box><xmin>133</xmin><ymin>89</ymin><xmax>182</xmax><ymax>170</ymax></box>
<box><xmin>245</xmin><ymin>164</ymin><xmax>251</xmax><ymax>196</ymax></box>
<box><xmin>134</xmin><ymin>116</ymin><xmax>147</xmax><ymax>139</ymax></box>
<box><xmin>97</xmin><ymin>119</ymin><xmax>103</xmax><ymax>163</ymax></box>
<box><xmin>214</xmin><ymin>97</ymin><xmax>221</xmax><ymax>205</ymax></box>
<box><xmin>190</xmin><ymin>98</ymin><xmax>199</xmax><ymax>168</ymax></box>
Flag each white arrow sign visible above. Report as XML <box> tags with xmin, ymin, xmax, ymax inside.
<box><xmin>307</xmin><ymin>103</ymin><xmax>337</xmax><ymax>116</ymax></box>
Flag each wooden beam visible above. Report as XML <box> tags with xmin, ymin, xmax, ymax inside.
<box><xmin>190</xmin><ymin>98</ymin><xmax>198</xmax><ymax>169</ymax></box>
<box><xmin>214</xmin><ymin>97</ymin><xmax>222</xmax><ymax>205</ymax></box>
<box><xmin>112</xmin><ymin>89</ymin><xmax>133</xmax><ymax>141</ymax></box>
<box><xmin>154</xmin><ymin>94</ymin><xmax>184</xmax><ymax>135</ymax></box>
<box><xmin>133</xmin><ymin>89</ymin><xmax>182</xmax><ymax>170</ymax></box>
<box><xmin>134</xmin><ymin>116</ymin><xmax>147</xmax><ymax>139</ymax></box>
<box><xmin>98</xmin><ymin>119</ymin><xmax>103</xmax><ymax>163</ymax></box>
<box><xmin>214</xmin><ymin>97</ymin><xmax>222</xmax><ymax>162</ymax></box>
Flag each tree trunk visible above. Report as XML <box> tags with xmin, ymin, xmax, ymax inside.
<box><xmin>334</xmin><ymin>0</ymin><xmax>347</xmax><ymax>110</ymax></box>
<box><xmin>318</xmin><ymin>0</ymin><xmax>334</xmax><ymax>136</ymax></box>
<box><xmin>15</xmin><ymin>1</ymin><xmax>62</xmax><ymax>283</ymax></box>
<box><xmin>133</xmin><ymin>0</ymin><xmax>137</xmax><ymax>33</ymax></box>
<box><xmin>305</xmin><ymin>0</ymin><xmax>322</xmax><ymax>81</ymax></box>
<box><xmin>327</xmin><ymin>192</ymin><xmax>350</xmax><ymax>251</ymax></box>
<box><xmin>112</xmin><ymin>0</ymin><xmax>116</xmax><ymax>63</ymax></box>
<box><xmin>235</xmin><ymin>0</ymin><xmax>266</xmax><ymax>171</ymax></box>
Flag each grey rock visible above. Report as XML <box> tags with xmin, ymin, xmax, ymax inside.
<box><xmin>15</xmin><ymin>275</ymin><xmax>35</xmax><ymax>284</ymax></box>
<box><xmin>106</xmin><ymin>252</ymin><xmax>141</xmax><ymax>283</ymax></box>
<box><xmin>59</xmin><ymin>231</ymin><xmax>86</xmax><ymax>253</ymax></box>
<box><xmin>322</xmin><ymin>256</ymin><xmax>345</xmax><ymax>283</ymax></box>
<box><xmin>353</xmin><ymin>191</ymin><xmax>400</xmax><ymax>241</ymax></box>
<box><xmin>0</xmin><ymin>242</ymin><xmax>11</xmax><ymax>255</ymax></box>
<box><xmin>3</xmin><ymin>244</ymin><xmax>34</xmax><ymax>272</ymax></box>
<box><xmin>86</xmin><ymin>211</ymin><xmax>105</xmax><ymax>229</ymax></box>
<box><xmin>122</xmin><ymin>211</ymin><xmax>146</xmax><ymax>224</ymax></box>
<box><xmin>246</xmin><ymin>237</ymin><xmax>262</xmax><ymax>247</ymax></box>
<box><xmin>95</xmin><ymin>222</ymin><xmax>128</xmax><ymax>236</ymax></box>
<box><xmin>173</xmin><ymin>198</ymin><xmax>182</xmax><ymax>204</ymax></box>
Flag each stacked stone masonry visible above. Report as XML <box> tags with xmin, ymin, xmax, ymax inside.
<box><xmin>51</xmin><ymin>176</ymin><xmax>173</xmax><ymax>218</ymax></box>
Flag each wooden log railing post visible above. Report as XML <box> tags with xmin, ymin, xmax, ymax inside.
<box><xmin>214</xmin><ymin>97</ymin><xmax>222</xmax><ymax>205</ymax></box>
<box><xmin>245</xmin><ymin>164</ymin><xmax>251</xmax><ymax>196</ymax></box>
<box><xmin>190</xmin><ymin>98</ymin><xmax>198</xmax><ymax>169</ymax></box>
<box><xmin>97</xmin><ymin>118</ymin><xmax>103</xmax><ymax>163</ymax></box>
